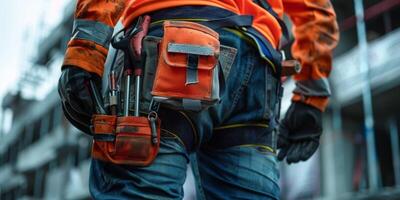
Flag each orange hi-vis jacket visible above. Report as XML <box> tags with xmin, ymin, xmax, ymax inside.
<box><xmin>63</xmin><ymin>0</ymin><xmax>339</xmax><ymax>111</ymax></box>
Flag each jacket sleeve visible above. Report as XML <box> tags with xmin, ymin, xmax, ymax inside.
<box><xmin>283</xmin><ymin>0</ymin><xmax>339</xmax><ymax>111</ymax></box>
<box><xmin>63</xmin><ymin>0</ymin><xmax>127</xmax><ymax>76</ymax></box>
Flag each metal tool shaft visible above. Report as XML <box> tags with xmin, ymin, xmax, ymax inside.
<box><xmin>134</xmin><ymin>76</ymin><xmax>141</xmax><ymax>117</ymax></box>
<box><xmin>124</xmin><ymin>73</ymin><xmax>131</xmax><ymax>116</ymax></box>
<box><xmin>109</xmin><ymin>71</ymin><xmax>118</xmax><ymax>115</ymax></box>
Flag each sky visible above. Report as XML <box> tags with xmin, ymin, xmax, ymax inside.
<box><xmin>0</xmin><ymin>0</ymin><xmax>70</xmax><ymax>131</ymax></box>
<box><xmin>0</xmin><ymin>0</ymin><xmax>27</xmax><ymax>99</ymax></box>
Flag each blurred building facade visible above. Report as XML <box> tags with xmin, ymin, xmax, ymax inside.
<box><xmin>0</xmin><ymin>2</ymin><xmax>92</xmax><ymax>199</ymax></box>
<box><xmin>1</xmin><ymin>0</ymin><xmax>400</xmax><ymax>199</ymax></box>
<box><xmin>280</xmin><ymin>0</ymin><xmax>400</xmax><ymax>199</ymax></box>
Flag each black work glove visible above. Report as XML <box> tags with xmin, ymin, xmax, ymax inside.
<box><xmin>277</xmin><ymin>102</ymin><xmax>322</xmax><ymax>164</ymax></box>
<box><xmin>58</xmin><ymin>66</ymin><xmax>102</xmax><ymax>135</ymax></box>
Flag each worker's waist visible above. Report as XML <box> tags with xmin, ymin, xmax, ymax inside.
<box><xmin>123</xmin><ymin>1</ymin><xmax>282</xmax><ymax>48</ymax></box>
<box><xmin>148</xmin><ymin>6</ymin><xmax>253</xmax><ymax>34</ymax></box>
<box><xmin>148</xmin><ymin>6</ymin><xmax>255</xmax><ymax>47</ymax></box>
<box><xmin>149</xmin><ymin>6</ymin><xmax>238</xmax><ymax>22</ymax></box>
<box><xmin>147</xmin><ymin>6</ymin><xmax>282</xmax><ymax>72</ymax></box>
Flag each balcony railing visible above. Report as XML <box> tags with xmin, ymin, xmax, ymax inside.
<box><xmin>331</xmin><ymin>28</ymin><xmax>400</xmax><ymax>104</ymax></box>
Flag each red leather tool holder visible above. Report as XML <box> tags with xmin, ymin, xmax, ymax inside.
<box><xmin>91</xmin><ymin>115</ymin><xmax>160</xmax><ymax>167</ymax></box>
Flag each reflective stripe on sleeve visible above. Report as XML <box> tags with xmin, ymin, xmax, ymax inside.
<box><xmin>72</xmin><ymin>19</ymin><xmax>114</xmax><ymax>48</ymax></box>
<box><xmin>294</xmin><ymin>78</ymin><xmax>331</xmax><ymax>97</ymax></box>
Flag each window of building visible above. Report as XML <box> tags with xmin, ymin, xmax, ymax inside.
<box><xmin>31</xmin><ymin>120</ymin><xmax>42</xmax><ymax>143</ymax></box>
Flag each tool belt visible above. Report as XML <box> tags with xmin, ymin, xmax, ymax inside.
<box><xmin>91</xmin><ymin>16</ymin><xmax>162</xmax><ymax>167</ymax></box>
<box><xmin>91</xmin><ymin>9</ymin><xmax>301</xmax><ymax>166</ymax></box>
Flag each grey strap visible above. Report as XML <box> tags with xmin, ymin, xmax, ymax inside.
<box><xmin>168</xmin><ymin>43</ymin><xmax>216</xmax><ymax>85</ymax></box>
<box><xmin>187</xmin><ymin>54</ymin><xmax>199</xmax><ymax>84</ymax></box>
<box><xmin>219</xmin><ymin>45</ymin><xmax>237</xmax><ymax>82</ymax></box>
<box><xmin>182</xmin><ymin>99</ymin><xmax>202</xmax><ymax>111</ymax></box>
<box><xmin>294</xmin><ymin>78</ymin><xmax>332</xmax><ymax>97</ymax></box>
<box><xmin>72</xmin><ymin>19</ymin><xmax>114</xmax><ymax>48</ymax></box>
<box><xmin>142</xmin><ymin>36</ymin><xmax>162</xmax><ymax>103</ymax></box>
<box><xmin>168</xmin><ymin>43</ymin><xmax>214</xmax><ymax>56</ymax></box>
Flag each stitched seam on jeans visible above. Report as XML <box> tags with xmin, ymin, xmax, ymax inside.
<box><xmin>178</xmin><ymin>111</ymin><xmax>198</xmax><ymax>148</ymax></box>
<box><xmin>223</xmin><ymin>28</ymin><xmax>255</xmax><ymax>45</ymax></box>
<box><xmin>161</xmin><ymin>129</ymin><xmax>186</xmax><ymax>149</ymax></box>
<box><xmin>213</xmin><ymin>123</ymin><xmax>268</xmax><ymax>130</ymax></box>
<box><xmin>229</xmin><ymin>53</ymin><xmax>255</xmax><ymax>113</ymax></box>
<box><xmin>237</xmin><ymin>144</ymin><xmax>275</xmax><ymax>154</ymax></box>
<box><xmin>264</xmin><ymin>66</ymin><xmax>272</xmax><ymax>120</ymax></box>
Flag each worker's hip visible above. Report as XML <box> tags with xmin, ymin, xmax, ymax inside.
<box><xmin>142</xmin><ymin>25</ymin><xmax>280</xmax><ymax>152</ymax></box>
<box><xmin>98</xmin><ymin>6</ymin><xmax>282</xmax><ymax>158</ymax></box>
<box><xmin>198</xmin><ymin>29</ymin><xmax>281</xmax><ymax>152</ymax></box>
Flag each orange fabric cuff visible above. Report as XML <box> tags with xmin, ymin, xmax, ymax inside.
<box><xmin>292</xmin><ymin>93</ymin><xmax>329</xmax><ymax>112</ymax></box>
<box><xmin>63</xmin><ymin>39</ymin><xmax>108</xmax><ymax>77</ymax></box>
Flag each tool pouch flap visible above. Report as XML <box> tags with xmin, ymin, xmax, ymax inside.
<box><xmin>164</xmin><ymin>43</ymin><xmax>217</xmax><ymax>69</ymax></box>
<box><xmin>91</xmin><ymin>115</ymin><xmax>117</xmax><ymax>161</ymax></box>
<box><xmin>91</xmin><ymin>115</ymin><xmax>160</xmax><ymax>167</ymax></box>
<box><xmin>162</xmin><ymin>21</ymin><xmax>219</xmax><ymax>69</ymax></box>
<box><xmin>92</xmin><ymin>115</ymin><xmax>117</xmax><ymax>142</ymax></box>
<box><xmin>152</xmin><ymin>21</ymin><xmax>220</xmax><ymax>106</ymax></box>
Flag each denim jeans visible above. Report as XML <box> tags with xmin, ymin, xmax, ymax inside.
<box><xmin>90</xmin><ymin>141</ymin><xmax>280</xmax><ymax>199</ymax></box>
<box><xmin>90</xmin><ymin>8</ymin><xmax>281</xmax><ymax>199</ymax></box>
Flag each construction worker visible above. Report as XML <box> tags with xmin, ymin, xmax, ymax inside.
<box><xmin>58</xmin><ymin>0</ymin><xmax>339</xmax><ymax>199</ymax></box>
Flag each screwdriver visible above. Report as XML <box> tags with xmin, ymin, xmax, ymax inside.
<box><xmin>109</xmin><ymin>71</ymin><xmax>118</xmax><ymax>115</ymax></box>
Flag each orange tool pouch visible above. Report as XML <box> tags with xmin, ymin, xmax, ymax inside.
<box><xmin>91</xmin><ymin>114</ymin><xmax>160</xmax><ymax>167</ymax></box>
<box><xmin>151</xmin><ymin>21</ymin><xmax>221</xmax><ymax>111</ymax></box>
